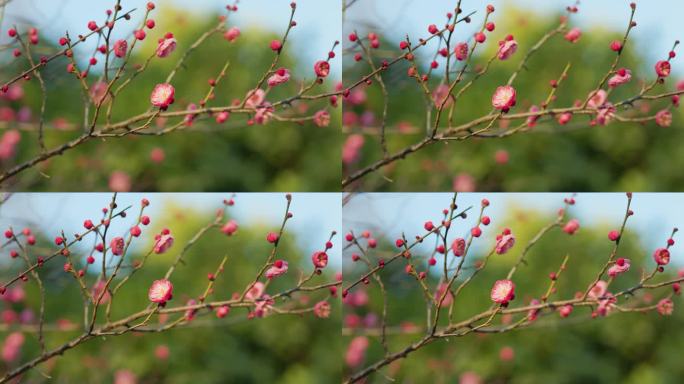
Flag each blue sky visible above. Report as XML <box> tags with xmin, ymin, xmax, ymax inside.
<box><xmin>344</xmin><ymin>193</ymin><xmax>684</xmax><ymax>267</ymax></box>
<box><xmin>1</xmin><ymin>0</ymin><xmax>341</xmax><ymax>78</ymax></box>
<box><xmin>346</xmin><ymin>0</ymin><xmax>683</xmax><ymax>77</ymax></box>
<box><xmin>0</xmin><ymin>193</ymin><xmax>342</xmax><ymax>269</ymax></box>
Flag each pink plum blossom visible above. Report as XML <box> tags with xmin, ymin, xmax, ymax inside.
<box><xmin>148</xmin><ymin>279</ymin><xmax>173</xmax><ymax>304</ymax></box>
<box><xmin>587</xmin><ymin>89</ymin><xmax>608</xmax><ymax>109</ymax></box>
<box><xmin>495</xmin><ymin>233</ymin><xmax>515</xmax><ymax>254</ymax></box>
<box><xmin>154</xmin><ymin>233</ymin><xmax>174</xmax><ymax>254</ymax></box>
<box><xmin>1</xmin><ymin>332</ymin><xmax>24</xmax><ymax>363</ymax></box>
<box><xmin>252</xmin><ymin>294</ymin><xmax>274</xmax><ymax>318</ymax></box>
<box><xmin>527</xmin><ymin>299</ymin><xmax>541</xmax><ymax>322</ymax></box>
<box><xmin>490</xmin><ymin>279</ymin><xmax>515</xmax><ymax>305</ymax></box>
<box><xmin>432</xmin><ymin>84</ymin><xmax>454</xmax><ymax>108</ymax></box>
<box><xmin>657</xmin><ymin>298</ymin><xmax>674</xmax><ymax>316</ymax></box>
<box><xmin>245</xmin><ymin>282</ymin><xmax>265</xmax><ymax>301</ymax></box>
<box><xmin>110</xmin><ymin>237</ymin><xmax>125</xmax><ymax>256</ymax></box>
<box><xmin>653</xmin><ymin>248</ymin><xmax>670</xmax><ymax>265</ymax></box>
<box><xmin>559</xmin><ymin>304</ymin><xmax>573</xmax><ymax>318</ymax></box>
<box><xmin>452</xmin><ymin>172</ymin><xmax>476</xmax><ymax>192</ymax></box>
<box><xmin>156</xmin><ymin>37</ymin><xmax>177</xmax><ymax>58</ymax></box>
<box><xmin>113</xmin><ymin>39</ymin><xmax>127</xmax><ymax>58</ymax></box>
<box><xmin>313</xmin><ymin>110</ymin><xmax>331</xmax><ymax>127</ymax></box>
<box><xmin>267</xmin><ymin>68</ymin><xmax>290</xmax><ymax>87</ymax></box>
<box><xmin>451</xmin><ymin>238</ymin><xmax>466</xmax><ymax>256</ymax></box>
<box><xmin>491</xmin><ymin>85</ymin><xmax>516</xmax><ymax>112</ymax></box>
<box><xmin>0</xmin><ymin>130</ymin><xmax>21</xmax><ymax>160</ymax></box>
<box><xmin>245</xmin><ymin>89</ymin><xmax>266</xmax><ymax>109</ymax></box>
<box><xmin>607</xmin><ymin>258</ymin><xmax>630</xmax><ymax>277</ymax></box>
<box><xmin>526</xmin><ymin>105</ymin><xmax>541</xmax><ymax>127</ymax></box>
<box><xmin>265</xmin><ymin>260</ymin><xmax>288</xmax><ymax>279</ymax></box>
<box><xmin>345</xmin><ymin>336</ymin><xmax>369</xmax><ymax>368</ymax></box>
<box><xmin>109</xmin><ymin>171</ymin><xmax>131</xmax><ymax>192</ymax></box>
<box><xmin>497</xmin><ymin>39</ymin><xmax>518</xmax><ymax>60</ymax></box>
<box><xmin>150</xmin><ymin>83</ymin><xmax>175</xmax><ymax>109</ymax></box>
<box><xmin>434</xmin><ymin>283</ymin><xmax>454</xmax><ymax>307</ymax></box>
<box><xmin>655</xmin><ymin>109</ymin><xmax>672</xmax><ymax>127</ymax></box>
<box><xmin>588</xmin><ymin>280</ymin><xmax>608</xmax><ymax>300</ymax></box>
<box><xmin>608</xmin><ymin>68</ymin><xmax>632</xmax><ymax>88</ymax></box>
<box><xmin>221</xmin><ymin>220</ymin><xmax>238</xmax><ymax>236</ymax></box>
<box><xmin>454</xmin><ymin>42</ymin><xmax>468</xmax><ymax>61</ymax></box>
<box><xmin>595</xmin><ymin>103</ymin><xmax>616</xmax><ymax>126</ymax></box>
<box><xmin>655</xmin><ymin>60</ymin><xmax>671</xmax><ymax>78</ymax></box>
<box><xmin>314</xmin><ymin>301</ymin><xmax>331</xmax><ymax>318</ymax></box>
<box><xmin>224</xmin><ymin>27</ymin><xmax>240</xmax><ymax>42</ymax></box>
<box><xmin>254</xmin><ymin>103</ymin><xmax>274</xmax><ymax>125</ymax></box>
<box><xmin>342</xmin><ymin>134</ymin><xmax>364</xmax><ymax>165</ymax></box>
<box><xmin>563</xmin><ymin>219</ymin><xmax>580</xmax><ymax>235</ymax></box>
<box><xmin>564</xmin><ymin>27</ymin><xmax>581</xmax><ymax>43</ymax></box>
<box><xmin>596</xmin><ymin>294</ymin><xmax>616</xmax><ymax>317</ymax></box>
<box><xmin>312</xmin><ymin>251</ymin><xmax>329</xmax><ymax>269</ymax></box>
<box><xmin>314</xmin><ymin>60</ymin><xmax>330</xmax><ymax>78</ymax></box>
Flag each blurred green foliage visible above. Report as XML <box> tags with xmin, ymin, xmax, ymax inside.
<box><xmin>0</xmin><ymin>203</ymin><xmax>341</xmax><ymax>383</ymax></box>
<box><xmin>343</xmin><ymin>6</ymin><xmax>683</xmax><ymax>191</ymax></box>
<box><xmin>1</xmin><ymin>6</ymin><xmax>340</xmax><ymax>191</ymax></box>
<box><xmin>343</xmin><ymin>204</ymin><xmax>684</xmax><ymax>383</ymax></box>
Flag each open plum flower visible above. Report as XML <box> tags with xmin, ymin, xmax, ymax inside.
<box><xmin>150</xmin><ymin>83</ymin><xmax>176</xmax><ymax>109</ymax></box>
<box><xmin>153</xmin><ymin>231</ymin><xmax>174</xmax><ymax>254</ymax></box>
<box><xmin>490</xmin><ymin>279</ymin><xmax>515</xmax><ymax>305</ymax></box>
<box><xmin>265</xmin><ymin>260</ymin><xmax>289</xmax><ymax>279</ymax></box>
<box><xmin>148</xmin><ymin>279</ymin><xmax>173</xmax><ymax>304</ymax></box>
<box><xmin>155</xmin><ymin>35</ymin><xmax>177</xmax><ymax>58</ymax></box>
